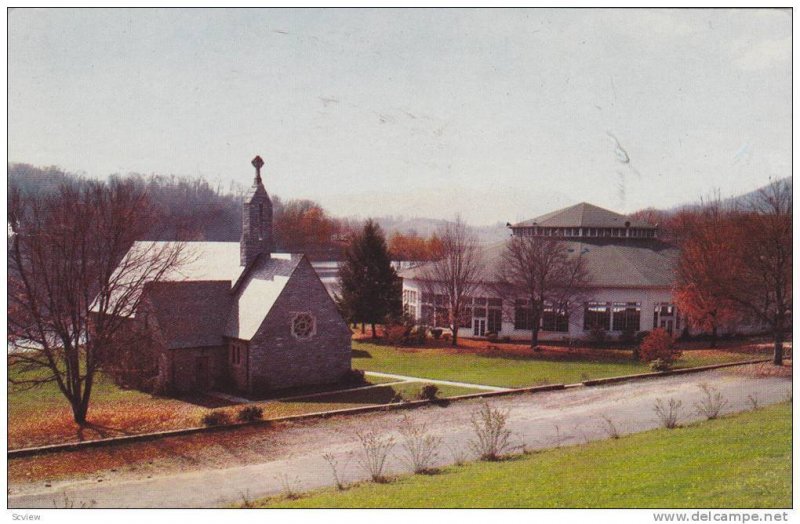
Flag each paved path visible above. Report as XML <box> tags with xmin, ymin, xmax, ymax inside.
<box><xmin>8</xmin><ymin>367</ymin><xmax>790</xmax><ymax>508</ymax></box>
<box><xmin>364</xmin><ymin>371</ymin><xmax>509</xmax><ymax>392</ymax></box>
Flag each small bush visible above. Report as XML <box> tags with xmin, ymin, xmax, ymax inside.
<box><xmin>468</xmin><ymin>403</ymin><xmax>512</xmax><ymax>461</ymax></box>
<box><xmin>445</xmin><ymin>441</ymin><xmax>469</xmax><ymax>466</ymax></box>
<box><xmin>202</xmin><ymin>410</ymin><xmax>232</xmax><ymax>427</ymax></box>
<box><xmin>384</xmin><ymin>323</ymin><xmax>410</xmax><ymax>346</ymax></box>
<box><xmin>343</xmin><ymin>368</ymin><xmax>367</xmax><ymax>386</ymax></box>
<box><xmin>600</xmin><ymin>415</ymin><xmax>620</xmax><ymax>439</ymax></box>
<box><xmin>587</xmin><ymin>325</ymin><xmax>607</xmax><ymax>347</ymax></box>
<box><xmin>653</xmin><ymin>398</ymin><xmax>682</xmax><ymax>429</ymax></box>
<box><xmin>650</xmin><ymin>358</ymin><xmax>671</xmax><ymax>372</ymax></box>
<box><xmin>417</xmin><ymin>384</ymin><xmax>440</xmax><ymax>401</ymax></box>
<box><xmin>618</xmin><ymin>328</ymin><xmax>636</xmax><ymax>347</ymax></box>
<box><xmin>237</xmin><ymin>405</ymin><xmax>263</xmax><ymax>422</ymax></box>
<box><xmin>486</xmin><ymin>331</ymin><xmax>498</xmax><ymax>342</ymax></box>
<box><xmin>430</xmin><ymin>328</ymin><xmax>443</xmax><ymax>340</ymax></box>
<box><xmin>442</xmin><ymin>333</ymin><xmax>451</xmax><ymax>342</ymax></box>
<box><xmin>412</xmin><ymin>325</ymin><xmax>428</xmax><ymax>345</ymax></box>
<box><xmin>747</xmin><ymin>394</ymin><xmax>760</xmax><ymax>409</ymax></box>
<box><xmin>694</xmin><ymin>384</ymin><xmax>729</xmax><ymax>420</ymax></box>
<box><xmin>354</xmin><ymin>429</ymin><xmax>395</xmax><ymax>483</ymax></box>
<box><xmin>322</xmin><ymin>452</ymin><xmax>351</xmax><ymax>491</ymax></box>
<box><xmin>640</xmin><ymin>328</ymin><xmax>682</xmax><ymax>368</ymax></box>
<box><xmin>275</xmin><ymin>473</ymin><xmax>302</xmax><ymax>500</ymax></box>
<box><xmin>501</xmin><ymin>336</ymin><xmax>512</xmax><ymax>343</ymax></box>
<box><xmin>399</xmin><ymin>416</ymin><xmax>442</xmax><ymax>474</ymax></box>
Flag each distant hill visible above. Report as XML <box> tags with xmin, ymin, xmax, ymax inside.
<box><xmin>368</xmin><ymin>216</ymin><xmax>510</xmax><ymax>245</ymax></box>
<box><xmin>664</xmin><ymin>177</ymin><xmax>792</xmax><ymax>213</ymax></box>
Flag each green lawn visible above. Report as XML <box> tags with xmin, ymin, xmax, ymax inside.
<box><xmin>255</xmin><ymin>402</ymin><xmax>792</xmax><ymax>508</ymax></box>
<box><xmin>353</xmin><ymin>341</ymin><xmax>763</xmax><ymax>388</ymax></box>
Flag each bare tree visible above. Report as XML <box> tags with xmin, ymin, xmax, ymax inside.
<box><xmin>493</xmin><ymin>235</ymin><xmax>590</xmax><ymax>348</ymax></box>
<box><xmin>732</xmin><ymin>179</ymin><xmax>792</xmax><ymax>365</ymax></box>
<box><xmin>419</xmin><ymin>217</ymin><xmax>484</xmax><ymax>346</ymax></box>
<box><xmin>8</xmin><ymin>180</ymin><xmax>185</xmax><ymax>424</ymax></box>
<box><xmin>678</xmin><ymin>179</ymin><xmax>791</xmax><ymax>365</ymax></box>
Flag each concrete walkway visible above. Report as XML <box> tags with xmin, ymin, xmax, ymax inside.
<box><xmin>8</xmin><ymin>366</ymin><xmax>790</xmax><ymax>508</ymax></box>
<box><xmin>364</xmin><ymin>371</ymin><xmax>509</xmax><ymax>392</ymax></box>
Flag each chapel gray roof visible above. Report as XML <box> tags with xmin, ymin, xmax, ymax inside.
<box><xmin>104</xmin><ymin>241</ymin><xmax>304</xmax><ymax>347</ymax></box>
<box><xmin>399</xmin><ymin>239</ymin><xmax>679</xmax><ymax>289</ymax></box>
<box><xmin>224</xmin><ymin>253</ymin><xmax>304</xmax><ymax>340</ymax></box>
<box><xmin>511</xmin><ymin>202</ymin><xmax>655</xmax><ymax>229</ymax></box>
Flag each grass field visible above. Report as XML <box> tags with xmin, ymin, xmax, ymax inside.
<box><xmin>254</xmin><ymin>402</ymin><xmax>792</xmax><ymax>508</ymax></box>
<box><xmin>353</xmin><ymin>340</ymin><xmax>768</xmax><ymax>388</ymax></box>
<box><xmin>8</xmin><ymin>338</ymin><xmax>768</xmax><ymax>449</ymax></box>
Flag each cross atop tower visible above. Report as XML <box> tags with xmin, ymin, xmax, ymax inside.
<box><xmin>251</xmin><ymin>155</ymin><xmax>265</xmax><ymax>184</ymax></box>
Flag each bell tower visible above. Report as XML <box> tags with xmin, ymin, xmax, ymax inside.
<box><xmin>240</xmin><ymin>155</ymin><xmax>273</xmax><ymax>266</ymax></box>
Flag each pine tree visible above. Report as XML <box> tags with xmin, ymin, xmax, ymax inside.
<box><xmin>337</xmin><ymin>220</ymin><xmax>402</xmax><ymax>338</ymax></box>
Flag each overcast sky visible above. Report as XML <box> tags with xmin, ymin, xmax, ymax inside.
<box><xmin>8</xmin><ymin>8</ymin><xmax>791</xmax><ymax>224</ymax></box>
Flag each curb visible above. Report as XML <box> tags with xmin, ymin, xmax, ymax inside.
<box><xmin>8</xmin><ymin>359</ymin><xmax>769</xmax><ymax>459</ymax></box>
<box><xmin>581</xmin><ymin>358</ymin><xmax>771</xmax><ymax>386</ymax></box>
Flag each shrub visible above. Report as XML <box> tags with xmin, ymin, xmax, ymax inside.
<box><xmin>201</xmin><ymin>410</ymin><xmax>232</xmax><ymax>427</ymax></box>
<box><xmin>639</xmin><ymin>328</ymin><xmax>682</xmax><ymax>369</ymax></box>
<box><xmin>486</xmin><ymin>331</ymin><xmax>498</xmax><ymax>342</ymax></box>
<box><xmin>600</xmin><ymin>415</ymin><xmax>620</xmax><ymax>439</ymax></box>
<box><xmin>412</xmin><ymin>325</ymin><xmax>428</xmax><ymax>345</ymax></box>
<box><xmin>650</xmin><ymin>358</ymin><xmax>671</xmax><ymax>372</ymax></box>
<box><xmin>417</xmin><ymin>384</ymin><xmax>439</xmax><ymax>401</ymax></box>
<box><xmin>445</xmin><ymin>441</ymin><xmax>469</xmax><ymax>466</ymax></box>
<box><xmin>322</xmin><ymin>452</ymin><xmax>351</xmax><ymax>491</ymax></box>
<box><xmin>442</xmin><ymin>333</ymin><xmax>451</xmax><ymax>342</ymax></box>
<box><xmin>343</xmin><ymin>368</ymin><xmax>367</xmax><ymax>386</ymax></box>
<box><xmin>618</xmin><ymin>328</ymin><xmax>636</xmax><ymax>346</ymax></box>
<box><xmin>653</xmin><ymin>398</ymin><xmax>682</xmax><ymax>429</ymax></box>
<box><xmin>501</xmin><ymin>336</ymin><xmax>512</xmax><ymax>343</ymax></box>
<box><xmin>430</xmin><ymin>328</ymin><xmax>443</xmax><ymax>340</ymax></box>
<box><xmin>587</xmin><ymin>324</ymin><xmax>607</xmax><ymax>347</ymax></box>
<box><xmin>468</xmin><ymin>403</ymin><xmax>512</xmax><ymax>461</ymax></box>
<box><xmin>399</xmin><ymin>416</ymin><xmax>442</xmax><ymax>474</ymax></box>
<box><xmin>354</xmin><ymin>429</ymin><xmax>395</xmax><ymax>483</ymax></box>
<box><xmin>384</xmin><ymin>323</ymin><xmax>410</xmax><ymax>346</ymax></box>
<box><xmin>694</xmin><ymin>384</ymin><xmax>729</xmax><ymax>420</ymax></box>
<box><xmin>275</xmin><ymin>473</ymin><xmax>302</xmax><ymax>500</ymax></box>
<box><xmin>237</xmin><ymin>405</ymin><xmax>264</xmax><ymax>422</ymax></box>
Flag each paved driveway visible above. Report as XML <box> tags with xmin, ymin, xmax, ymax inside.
<box><xmin>8</xmin><ymin>366</ymin><xmax>790</xmax><ymax>508</ymax></box>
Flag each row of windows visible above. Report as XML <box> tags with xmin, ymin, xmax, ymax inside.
<box><xmin>414</xmin><ymin>296</ymin><xmax>675</xmax><ymax>335</ymax></box>
<box><xmin>513</xmin><ymin>227</ymin><xmax>656</xmax><ymax>239</ymax></box>
<box><xmin>402</xmin><ymin>289</ymin><xmax>418</xmax><ymax>305</ymax></box>
<box><xmin>514</xmin><ymin>300</ymin><xmax>570</xmax><ymax>332</ymax></box>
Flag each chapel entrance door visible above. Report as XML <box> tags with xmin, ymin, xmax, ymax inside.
<box><xmin>194</xmin><ymin>356</ymin><xmax>211</xmax><ymax>392</ymax></box>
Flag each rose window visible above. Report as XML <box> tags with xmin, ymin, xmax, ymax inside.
<box><xmin>291</xmin><ymin>313</ymin><xmax>316</xmax><ymax>340</ymax></box>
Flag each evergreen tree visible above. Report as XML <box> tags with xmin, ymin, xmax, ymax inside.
<box><xmin>337</xmin><ymin>220</ymin><xmax>402</xmax><ymax>337</ymax></box>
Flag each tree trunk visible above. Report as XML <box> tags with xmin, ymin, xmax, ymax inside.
<box><xmin>71</xmin><ymin>400</ymin><xmax>88</xmax><ymax>426</ymax></box>
<box><xmin>361</xmin><ymin>322</ymin><xmax>365</xmax><ymax>334</ymax></box>
<box><xmin>530</xmin><ymin>324</ymin><xmax>540</xmax><ymax>349</ymax></box>
<box><xmin>371</xmin><ymin>323</ymin><xmax>377</xmax><ymax>338</ymax></box>
<box><xmin>773</xmin><ymin>319</ymin><xmax>784</xmax><ymax>366</ymax></box>
<box><xmin>530</xmin><ymin>304</ymin><xmax>541</xmax><ymax>350</ymax></box>
<box><xmin>451</xmin><ymin>324</ymin><xmax>459</xmax><ymax>347</ymax></box>
<box><xmin>711</xmin><ymin>324</ymin><xmax>718</xmax><ymax>349</ymax></box>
